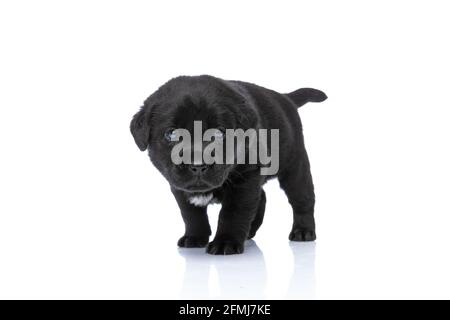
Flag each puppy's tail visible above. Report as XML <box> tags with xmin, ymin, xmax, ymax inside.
<box><xmin>286</xmin><ymin>88</ymin><xmax>327</xmax><ymax>108</ymax></box>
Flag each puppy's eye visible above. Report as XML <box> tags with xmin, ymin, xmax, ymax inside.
<box><xmin>164</xmin><ymin>129</ymin><xmax>177</xmax><ymax>141</ymax></box>
<box><xmin>214</xmin><ymin>128</ymin><xmax>225</xmax><ymax>140</ymax></box>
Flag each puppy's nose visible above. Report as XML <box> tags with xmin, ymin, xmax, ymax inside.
<box><xmin>189</xmin><ymin>164</ymin><xmax>209</xmax><ymax>175</ymax></box>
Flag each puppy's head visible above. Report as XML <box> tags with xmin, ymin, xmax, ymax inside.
<box><xmin>130</xmin><ymin>75</ymin><xmax>257</xmax><ymax>193</ymax></box>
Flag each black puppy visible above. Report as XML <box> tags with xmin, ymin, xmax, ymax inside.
<box><xmin>130</xmin><ymin>75</ymin><xmax>327</xmax><ymax>255</ymax></box>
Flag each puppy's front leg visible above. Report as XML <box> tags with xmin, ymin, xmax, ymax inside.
<box><xmin>172</xmin><ymin>189</ymin><xmax>211</xmax><ymax>248</ymax></box>
<box><xmin>207</xmin><ymin>174</ymin><xmax>263</xmax><ymax>255</ymax></box>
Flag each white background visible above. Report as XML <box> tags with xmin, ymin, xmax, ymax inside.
<box><xmin>1</xmin><ymin>0</ymin><xmax>449</xmax><ymax>299</ymax></box>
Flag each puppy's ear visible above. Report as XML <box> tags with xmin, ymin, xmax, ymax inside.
<box><xmin>130</xmin><ymin>106</ymin><xmax>151</xmax><ymax>151</ymax></box>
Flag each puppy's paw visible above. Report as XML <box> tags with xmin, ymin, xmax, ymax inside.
<box><xmin>289</xmin><ymin>229</ymin><xmax>316</xmax><ymax>242</ymax></box>
<box><xmin>206</xmin><ymin>240</ymin><xmax>244</xmax><ymax>255</ymax></box>
<box><xmin>177</xmin><ymin>235</ymin><xmax>209</xmax><ymax>248</ymax></box>
<box><xmin>247</xmin><ymin>230</ymin><xmax>259</xmax><ymax>240</ymax></box>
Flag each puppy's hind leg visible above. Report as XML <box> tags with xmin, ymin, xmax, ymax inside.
<box><xmin>248</xmin><ymin>190</ymin><xmax>266</xmax><ymax>239</ymax></box>
<box><xmin>279</xmin><ymin>158</ymin><xmax>316</xmax><ymax>241</ymax></box>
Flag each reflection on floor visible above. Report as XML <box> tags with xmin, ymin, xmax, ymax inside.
<box><xmin>178</xmin><ymin>240</ymin><xmax>315</xmax><ymax>299</ymax></box>
<box><xmin>286</xmin><ymin>242</ymin><xmax>316</xmax><ymax>299</ymax></box>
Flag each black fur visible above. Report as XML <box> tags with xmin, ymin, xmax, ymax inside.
<box><xmin>130</xmin><ymin>75</ymin><xmax>327</xmax><ymax>254</ymax></box>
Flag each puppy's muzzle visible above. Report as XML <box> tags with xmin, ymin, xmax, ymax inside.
<box><xmin>188</xmin><ymin>164</ymin><xmax>210</xmax><ymax>175</ymax></box>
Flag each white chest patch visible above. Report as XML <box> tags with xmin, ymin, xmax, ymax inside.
<box><xmin>188</xmin><ymin>193</ymin><xmax>213</xmax><ymax>207</ymax></box>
